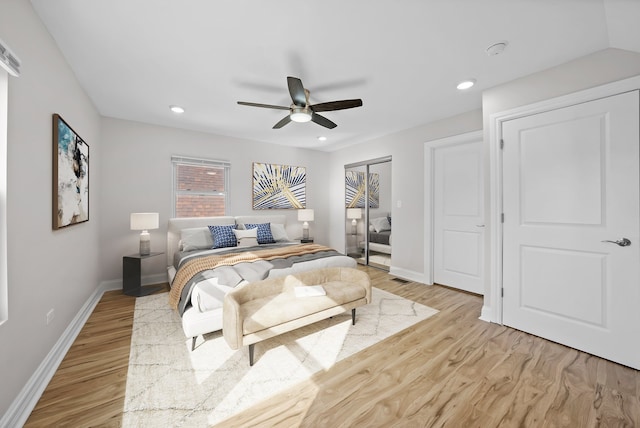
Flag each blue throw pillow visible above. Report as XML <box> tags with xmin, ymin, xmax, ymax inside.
<box><xmin>208</xmin><ymin>224</ymin><xmax>238</xmax><ymax>249</ymax></box>
<box><xmin>244</xmin><ymin>222</ymin><xmax>275</xmax><ymax>244</ymax></box>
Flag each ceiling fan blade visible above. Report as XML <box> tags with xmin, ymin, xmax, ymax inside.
<box><xmin>237</xmin><ymin>101</ymin><xmax>290</xmax><ymax>110</ymax></box>
<box><xmin>311</xmin><ymin>113</ymin><xmax>337</xmax><ymax>129</ymax></box>
<box><xmin>287</xmin><ymin>76</ymin><xmax>307</xmax><ymax>107</ymax></box>
<box><xmin>311</xmin><ymin>99</ymin><xmax>363</xmax><ymax>112</ymax></box>
<box><xmin>273</xmin><ymin>115</ymin><xmax>292</xmax><ymax>129</ymax></box>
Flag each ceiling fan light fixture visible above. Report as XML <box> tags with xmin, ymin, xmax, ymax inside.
<box><xmin>290</xmin><ymin>107</ymin><xmax>312</xmax><ymax>123</ymax></box>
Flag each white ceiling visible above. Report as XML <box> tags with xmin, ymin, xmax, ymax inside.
<box><xmin>30</xmin><ymin>0</ymin><xmax>640</xmax><ymax>151</ymax></box>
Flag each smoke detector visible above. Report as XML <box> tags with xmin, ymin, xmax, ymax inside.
<box><xmin>486</xmin><ymin>41</ymin><xmax>508</xmax><ymax>56</ymax></box>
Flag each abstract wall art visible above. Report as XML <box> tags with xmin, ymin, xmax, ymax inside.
<box><xmin>53</xmin><ymin>114</ymin><xmax>89</xmax><ymax>229</ymax></box>
<box><xmin>252</xmin><ymin>162</ymin><xmax>306</xmax><ymax>210</ymax></box>
<box><xmin>345</xmin><ymin>171</ymin><xmax>379</xmax><ymax>208</ymax></box>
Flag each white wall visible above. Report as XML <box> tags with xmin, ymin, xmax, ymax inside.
<box><xmin>481</xmin><ymin>47</ymin><xmax>640</xmax><ymax>318</ymax></box>
<box><xmin>99</xmin><ymin>118</ymin><xmax>331</xmax><ymax>283</ymax></box>
<box><xmin>0</xmin><ymin>0</ymin><xmax>102</xmax><ymax>418</ymax></box>
<box><xmin>328</xmin><ymin>109</ymin><xmax>483</xmax><ymax>281</ymax></box>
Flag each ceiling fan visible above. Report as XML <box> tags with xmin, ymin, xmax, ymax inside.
<box><xmin>237</xmin><ymin>76</ymin><xmax>363</xmax><ymax>129</ymax></box>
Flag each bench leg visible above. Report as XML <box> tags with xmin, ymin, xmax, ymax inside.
<box><xmin>352</xmin><ymin>308</ymin><xmax>356</xmax><ymax>325</ymax></box>
<box><xmin>249</xmin><ymin>343</ymin><xmax>255</xmax><ymax>366</ymax></box>
<box><xmin>191</xmin><ymin>336</ymin><xmax>197</xmax><ymax>351</ymax></box>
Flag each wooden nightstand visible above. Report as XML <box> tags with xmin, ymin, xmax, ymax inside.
<box><xmin>122</xmin><ymin>252</ymin><xmax>165</xmax><ymax>296</ymax></box>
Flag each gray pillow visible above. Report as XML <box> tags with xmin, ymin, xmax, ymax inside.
<box><xmin>180</xmin><ymin>227</ymin><xmax>214</xmax><ymax>251</ymax></box>
<box><xmin>371</xmin><ymin>216</ymin><xmax>391</xmax><ymax>233</ymax></box>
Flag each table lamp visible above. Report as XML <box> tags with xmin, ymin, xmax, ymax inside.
<box><xmin>130</xmin><ymin>212</ymin><xmax>159</xmax><ymax>256</ymax></box>
<box><xmin>298</xmin><ymin>209</ymin><xmax>314</xmax><ymax>240</ymax></box>
<box><xmin>347</xmin><ymin>208</ymin><xmax>362</xmax><ymax>235</ymax></box>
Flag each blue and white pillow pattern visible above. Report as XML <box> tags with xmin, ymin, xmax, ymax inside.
<box><xmin>208</xmin><ymin>224</ymin><xmax>238</xmax><ymax>249</ymax></box>
<box><xmin>244</xmin><ymin>222</ymin><xmax>276</xmax><ymax>244</ymax></box>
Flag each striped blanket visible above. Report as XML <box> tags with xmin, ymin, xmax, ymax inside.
<box><xmin>168</xmin><ymin>244</ymin><xmax>335</xmax><ymax>310</ymax></box>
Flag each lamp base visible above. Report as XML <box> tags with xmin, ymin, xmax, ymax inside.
<box><xmin>139</xmin><ymin>231</ymin><xmax>150</xmax><ymax>256</ymax></box>
<box><xmin>351</xmin><ymin>219</ymin><xmax>358</xmax><ymax>235</ymax></box>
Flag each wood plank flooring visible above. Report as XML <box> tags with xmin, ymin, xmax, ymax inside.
<box><xmin>25</xmin><ymin>268</ymin><xmax>640</xmax><ymax>427</ymax></box>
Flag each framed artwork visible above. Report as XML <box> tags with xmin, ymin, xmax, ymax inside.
<box><xmin>52</xmin><ymin>114</ymin><xmax>89</xmax><ymax>229</ymax></box>
<box><xmin>252</xmin><ymin>162</ymin><xmax>306</xmax><ymax>209</ymax></box>
<box><xmin>345</xmin><ymin>171</ymin><xmax>379</xmax><ymax>208</ymax></box>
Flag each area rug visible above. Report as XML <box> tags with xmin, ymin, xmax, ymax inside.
<box><xmin>123</xmin><ymin>287</ymin><xmax>438</xmax><ymax>427</ymax></box>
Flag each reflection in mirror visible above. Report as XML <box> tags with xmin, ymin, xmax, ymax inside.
<box><xmin>367</xmin><ymin>162</ymin><xmax>391</xmax><ymax>270</ymax></box>
<box><xmin>345</xmin><ymin>165</ymin><xmax>366</xmax><ymax>260</ymax></box>
<box><xmin>344</xmin><ymin>159</ymin><xmax>391</xmax><ymax>271</ymax></box>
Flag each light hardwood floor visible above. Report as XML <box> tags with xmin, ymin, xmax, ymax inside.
<box><xmin>25</xmin><ymin>267</ymin><xmax>640</xmax><ymax>427</ymax></box>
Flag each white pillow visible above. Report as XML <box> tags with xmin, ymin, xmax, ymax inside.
<box><xmin>371</xmin><ymin>216</ymin><xmax>391</xmax><ymax>233</ymax></box>
<box><xmin>233</xmin><ymin>228</ymin><xmax>259</xmax><ymax>247</ymax></box>
<box><xmin>180</xmin><ymin>227</ymin><xmax>214</xmax><ymax>251</ymax></box>
<box><xmin>270</xmin><ymin>223</ymin><xmax>291</xmax><ymax>242</ymax></box>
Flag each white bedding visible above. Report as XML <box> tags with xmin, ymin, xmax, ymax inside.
<box><xmin>168</xmin><ymin>215</ymin><xmax>356</xmax><ymax>316</ymax></box>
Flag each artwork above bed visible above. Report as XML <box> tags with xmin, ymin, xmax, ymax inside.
<box><xmin>252</xmin><ymin>162</ymin><xmax>306</xmax><ymax>210</ymax></box>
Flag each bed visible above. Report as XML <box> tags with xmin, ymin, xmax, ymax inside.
<box><xmin>166</xmin><ymin>215</ymin><xmax>357</xmax><ymax>350</ymax></box>
<box><xmin>360</xmin><ymin>214</ymin><xmax>392</xmax><ymax>255</ymax></box>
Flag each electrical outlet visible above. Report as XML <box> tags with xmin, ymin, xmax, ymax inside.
<box><xmin>46</xmin><ymin>309</ymin><xmax>55</xmax><ymax>325</ymax></box>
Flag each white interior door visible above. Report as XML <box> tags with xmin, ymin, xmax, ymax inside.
<box><xmin>502</xmin><ymin>90</ymin><xmax>640</xmax><ymax>369</ymax></box>
<box><xmin>433</xmin><ymin>139</ymin><xmax>484</xmax><ymax>294</ymax></box>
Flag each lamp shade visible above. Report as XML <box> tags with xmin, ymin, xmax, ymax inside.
<box><xmin>297</xmin><ymin>209</ymin><xmax>314</xmax><ymax>222</ymax></box>
<box><xmin>346</xmin><ymin>208</ymin><xmax>362</xmax><ymax>220</ymax></box>
<box><xmin>130</xmin><ymin>213</ymin><xmax>159</xmax><ymax>230</ymax></box>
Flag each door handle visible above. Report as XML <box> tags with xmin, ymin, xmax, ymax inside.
<box><xmin>601</xmin><ymin>238</ymin><xmax>631</xmax><ymax>247</ymax></box>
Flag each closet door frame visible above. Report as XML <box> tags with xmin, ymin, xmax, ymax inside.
<box><xmin>424</xmin><ymin>131</ymin><xmax>483</xmax><ymax>287</ymax></box>
<box><xmin>345</xmin><ymin>155</ymin><xmax>392</xmax><ymax>268</ymax></box>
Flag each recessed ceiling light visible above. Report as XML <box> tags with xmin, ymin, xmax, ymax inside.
<box><xmin>318</xmin><ymin>136</ymin><xmax>327</xmax><ymax>141</ymax></box>
<box><xmin>170</xmin><ymin>105</ymin><xmax>185</xmax><ymax>114</ymax></box>
<box><xmin>456</xmin><ymin>79</ymin><xmax>476</xmax><ymax>90</ymax></box>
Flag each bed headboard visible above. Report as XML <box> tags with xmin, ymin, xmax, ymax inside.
<box><xmin>167</xmin><ymin>216</ymin><xmax>235</xmax><ymax>266</ymax></box>
<box><xmin>166</xmin><ymin>214</ymin><xmax>291</xmax><ymax>266</ymax></box>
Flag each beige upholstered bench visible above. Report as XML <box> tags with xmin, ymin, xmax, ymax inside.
<box><xmin>223</xmin><ymin>267</ymin><xmax>371</xmax><ymax>365</ymax></box>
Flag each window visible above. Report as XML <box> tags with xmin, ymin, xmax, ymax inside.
<box><xmin>1</xmin><ymin>38</ymin><xmax>20</xmax><ymax>325</ymax></box>
<box><xmin>172</xmin><ymin>156</ymin><xmax>230</xmax><ymax>217</ymax></box>
<box><xmin>0</xmin><ymin>69</ymin><xmax>8</xmax><ymax>324</ymax></box>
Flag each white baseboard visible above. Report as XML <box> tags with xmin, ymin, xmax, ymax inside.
<box><xmin>100</xmin><ymin>278</ymin><xmax>122</xmax><ymax>291</ymax></box>
<box><xmin>144</xmin><ymin>272</ymin><xmax>169</xmax><ymax>286</ymax></box>
<box><xmin>388</xmin><ymin>266</ymin><xmax>426</xmax><ymax>284</ymax></box>
<box><xmin>0</xmin><ymin>282</ymin><xmax>110</xmax><ymax>428</ymax></box>
<box><xmin>101</xmin><ymin>272</ymin><xmax>168</xmax><ymax>292</ymax></box>
<box><xmin>479</xmin><ymin>305</ymin><xmax>493</xmax><ymax>323</ymax></box>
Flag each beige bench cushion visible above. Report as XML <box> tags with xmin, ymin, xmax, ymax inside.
<box><xmin>241</xmin><ymin>281</ymin><xmax>366</xmax><ymax>335</ymax></box>
<box><xmin>223</xmin><ymin>267</ymin><xmax>372</xmax><ymax>351</ymax></box>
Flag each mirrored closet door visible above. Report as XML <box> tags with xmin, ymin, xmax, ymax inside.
<box><xmin>345</xmin><ymin>156</ymin><xmax>392</xmax><ymax>270</ymax></box>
